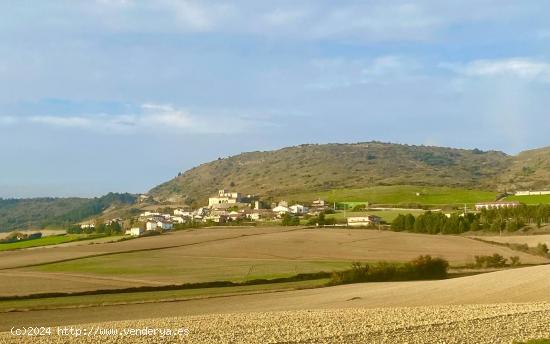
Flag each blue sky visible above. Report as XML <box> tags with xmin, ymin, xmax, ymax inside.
<box><xmin>0</xmin><ymin>0</ymin><xmax>549</xmax><ymax>198</ymax></box>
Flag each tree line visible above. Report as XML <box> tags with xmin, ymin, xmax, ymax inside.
<box><xmin>391</xmin><ymin>204</ymin><xmax>550</xmax><ymax>234</ymax></box>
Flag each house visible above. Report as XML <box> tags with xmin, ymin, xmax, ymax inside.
<box><xmin>515</xmin><ymin>190</ymin><xmax>550</xmax><ymax>196</ymax></box>
<box><xmin>129</xmin><ymin>227</ymin><xmax>144</xmax><ymax>236</ymax></box>
<box><xmin>273</xmin><ymin>205</ymin><xmax>290</xmax><ymax>216</ymax></box>
<box><xmin>171</xmin><ymin>216</ymin><xmax>187</xmax><ymax>224</ymax></box>
<box><xmin>157</xmin><ymin>221</ymin><xmax>173</xmax><ymax>230</ymax></box>
<box><xmin>247</xmin><ymin>209</ymin><xmax>275</xmax><ymax>221</ymax></box>
<box><xmin>146</xmin><ymin>221</ymin><xmax>158</xmax><ymax>231</ymax></box>
<box><xmin>174</xmin><ymin>209</ymin><xmax>192</xmax><ymax>217</ymax></box>
<box><xmin>347</xmin><ymin>215</ymin><xmax>382</xmax><ymax>227</ymax></box>
<box><xmin>475</xmin><ymin>201</ymin><xmax>520</xmax><ymax>210</ymax></box>
<box><xmin>290</xmin><ymin>204</ymin><xmax>309</xmax><ymax>215</ymax></box>
<box><xmin>80</xmin><ymin>223</ymin><xmax>95</xmax><ymax>229</ymax></box>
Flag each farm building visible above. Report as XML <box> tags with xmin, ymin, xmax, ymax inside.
<box><xmin>347</xmin><ymin>215</ymin><xmax>382</xmax><ymax>227</ymax></box>
<box><xmin>129</xmin><ymin>227</ymin><xmax>144</xmax><ymax>236</ymax></box>
<box><xmin>475</xmin><ymin>201</ymin><xmax>520</xmax><ymax>210</ymax></box>
<box><xmin>290</xmin><ymin>204</ymin><xmax>309</xmax><ymax>215</ymax></box>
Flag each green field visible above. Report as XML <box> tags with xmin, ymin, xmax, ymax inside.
<box><xmin>0</xmin><ymin>234</ymin><xmax>111</xmax><ymax>251</ymax></box>
<box><xmin>32</xmin><ymin>255</ymin><xmax>351</xmax><ymax>283</ymax></box>
<box><xmin>0</xmin><ymin>279</ymin><xmax>328</xmax><ymax>312</ymax></box>
<box><xmin>287</xmin><ymin>185</ymin><xmax>496</xmax><ymax>206</ymax></box>
<box><xmin>504</xmin><ymin>195</ymin><xmax>550</xmax><ymax>205</ymax></box>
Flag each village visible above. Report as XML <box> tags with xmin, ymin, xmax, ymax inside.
<box><xmin>79</xmin><ymin>189</ymin><xmax>545</xmax><ymax>237</ymax></box>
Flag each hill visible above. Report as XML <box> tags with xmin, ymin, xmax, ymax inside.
<box><xmin>150</xmin><ymin>142</ymin><xmax>516</xmax><ymax>205</ymax></box>
<box><xmin>0</xmin><ymin>193</ymin><xmax>137</xmax><ymax>233</ymax></box>
<box><xmin>499</xmin><ymin>146</ymin><xmax>550</xmax><ymax>191</ymax></box>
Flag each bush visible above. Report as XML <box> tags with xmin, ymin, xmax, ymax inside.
<box><xmin>281</xmin><ymin>213</ymin><xmax>300</xmax><ymax>226</ymax></box>
<box><xmin>509</xmin><ymin>256</ymin><xmax>521</xmax><ymax>266</ymax></box>
<box><xmin>474</xmin><ymin>253</ymin><xmax>507</xmax><ymax>268</ymax></box>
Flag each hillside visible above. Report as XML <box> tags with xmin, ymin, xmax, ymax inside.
<box><xmin>499</xmin><ymin>146</ymin><xmax>550</xmax><ymax>191</ymax></box>
<box><xmin>0</xmin><ymin>193</ymin><xmax>137</xmax><ymax>233</ymax></box>
<box><xmin>149</xmin><ymin>142</ymin><xmax>515</xmax><ymax>205</ymax></box>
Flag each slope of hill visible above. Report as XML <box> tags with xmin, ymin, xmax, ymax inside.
<box><xmin>499</xmin><ymin>146</ymin><xmax>550</xmax><ymax>191</ymax></box>
<box><xmin>149</xmin><ymin>142</ymin><xmax>512</xmax><ymax>204</ymax></box>
<box><xmin>0</xmin><ymin>193</ymin><xmax>137</xmax><ymax>233</ymax></box>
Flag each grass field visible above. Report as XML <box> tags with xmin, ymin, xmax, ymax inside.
<box><xmin>33</xmin><ymin>256</ymin><xmax>349</xmax><ymax>282</ymax></box>
<box><xmin>0</xmin><ymin>234</ymin><xmax>108</xmax><ymax>251</ymax></box>
<box><xmin>286</xmin><ymin>185</ymin><xmax>497</xmax><ymax>205</ymax></box>
<box><xmin>325</xmin><ymin>209</ymin><xmax>425</xmax><ymax>222</ymax></box>
<box><xmin>504</xmin><ymin>195</ymin><xmax>550</xmax><ymax>204</ymax></box>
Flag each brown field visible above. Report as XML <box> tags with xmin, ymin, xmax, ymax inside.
<box><xmin>2</xmin><ymin>303</ymin><xmax>547</xmax><ymax>344</ymax></box>
<box><xmin>0</xmin><ymin>227</ymin><xmax>286</xmax><ymax>269</ymax></box>
<box><xmin>471</xmin><ymin>234</ymin><xmax>550</xmax><ymax>247</ymax></box>
<box><xmin>0</xmin><ymin>227</ymin><xmax>547</xmax><ymax>296</ymax></box>
<box><xmin>0</xmin><ymin>265</ymin><xmax>548</xmax><ymax>343</ymax></box>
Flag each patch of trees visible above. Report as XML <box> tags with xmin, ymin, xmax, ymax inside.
<box><xmin>471</xmin><ymin>253</ymin><xmax>521</xmax><ymax>268</ymax></box>
<box><xmin>281</xmin><ymin>213</ymin><xmax>300</xmax><ymax>226</ymax></box>
<box><xmin>329</xmin><ymin>255</ymin><xmax>449</xmax><ymax>286</ymax></box>
<box><xmin>0</xmin><ymin>231</ymin><xmax>42</xmax><ymax>243</ymax></box>
<box><xmin>391</xmin><ymin>204</ymin><xmax>550</xmax><ymax>234</ymax></box>
<box><xmin>306</xmin><ymin>213</ymin><xmax>337</xmax><ymax>226</ymax></box>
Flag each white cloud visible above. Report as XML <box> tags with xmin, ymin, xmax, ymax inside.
<box><xmin>12</xmin><ymin>103</ymin><xmax>269</xmax><ymax>134</ymax></box>
<box><xmin>443</xmin><ymin>58</ymin><xmax>550</xmax><ymax>82</ymax></box>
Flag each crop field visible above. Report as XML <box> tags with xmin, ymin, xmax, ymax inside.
<box><xmin>0</xmin><ymin>279</ymin><xmax>328</xmax><ymax>313</ymax></box>
<box><xmin>0</xmin><ymin>265</ymin><xmax>548</xmax><ymax>342</ymax></box>
<box><xmin>504</xmin><ymin>194</ymin><xmax>550</xmax><ymax>204</ymax></box>
<box><xmin>0</xmin><ymin>227</ymin><xmax>285</xmax><ymax>270</ymax></box>
<box><xmin>1</xmin><ymin>227</ymin><xmax>547</xmax><ymax>297</ymax></box>
<box><xmin>3</xmin><ymin>303</ymin><xmax>545</xmax><ymax>344</ymax></box>
<box><xmin>286</xmin><ymin>185</ymin><xmax>497</xmax><ymax>205</ymax></box>
<box><xmin>471</xmin><ymin>234</ymin><xmax>550</xmax><ymax>247</ymax></box>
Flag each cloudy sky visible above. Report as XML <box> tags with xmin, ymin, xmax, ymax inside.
<box><xmin>1</xmin><ymin>0</ymin><xmax>549</xmax><ymax>198</ymax></box>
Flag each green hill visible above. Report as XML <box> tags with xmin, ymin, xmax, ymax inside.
<box><xmin>149</xmin><ymin>142</ymin><xmax>517</xmax><ymax>205</ymax></box>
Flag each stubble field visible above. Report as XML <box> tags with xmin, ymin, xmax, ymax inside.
<box><xmin>0</xmin><ymin>227</ymin><xmax>546</xmax><ymax>296</ymax></box>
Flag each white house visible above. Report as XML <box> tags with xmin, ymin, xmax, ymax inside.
<box><xmin>174</xmin><ymin>209</ymin><xmax>192</xmax><ymax>217</ymax></box>
<box><xmin>290</xmin><ymin>204</ymin><xmax>309</xmax><ymax>215</ymax></box>
<box><xmin>130</xmin><ymin>227</ymin><xmax>145</xmax><ymax>236</ymax></box>
<box><xmin>273</xmin><ymin>205</ymin><xmax>290</xmax><ymax>215</ymax></box>
<box><xmin>157</xmin><ymin>221</ymin><xmax>173</xmax><ymax>230</ymax></box>
<box><xmin>347</xmin><ymin>215</ymin><xmax>382</xmax><ymax>227</ymax></box>
<box><xmin>171</xmin><ymin>216</ymin><xmax>187</xmax><ymax>224</ymax></box>
<box><xmin>146</xmin><ymin>221</ymin><xmax>158</xmax><ymax>231</ymax></box>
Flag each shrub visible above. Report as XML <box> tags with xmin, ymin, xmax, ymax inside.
<box><xmin>509</xmin><ymin>256</ymin><xmax>521</xmax><ymax>266</ymax></box>
<box><xmin>474</xmin><ymin>254</ymin><xmax>507</xmax><ymax>268</ymax></box>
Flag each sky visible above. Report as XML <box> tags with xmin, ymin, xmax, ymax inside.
<box><xmin>0</xmin><ymin>0</ymin><xmax>549</xmax><ymax>198</ymax></box>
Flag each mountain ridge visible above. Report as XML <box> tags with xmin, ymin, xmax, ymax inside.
<box><xmin>149</xmin><ymin>141</ymin><xmax>550</xmax><ymax>205</ymax></box>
